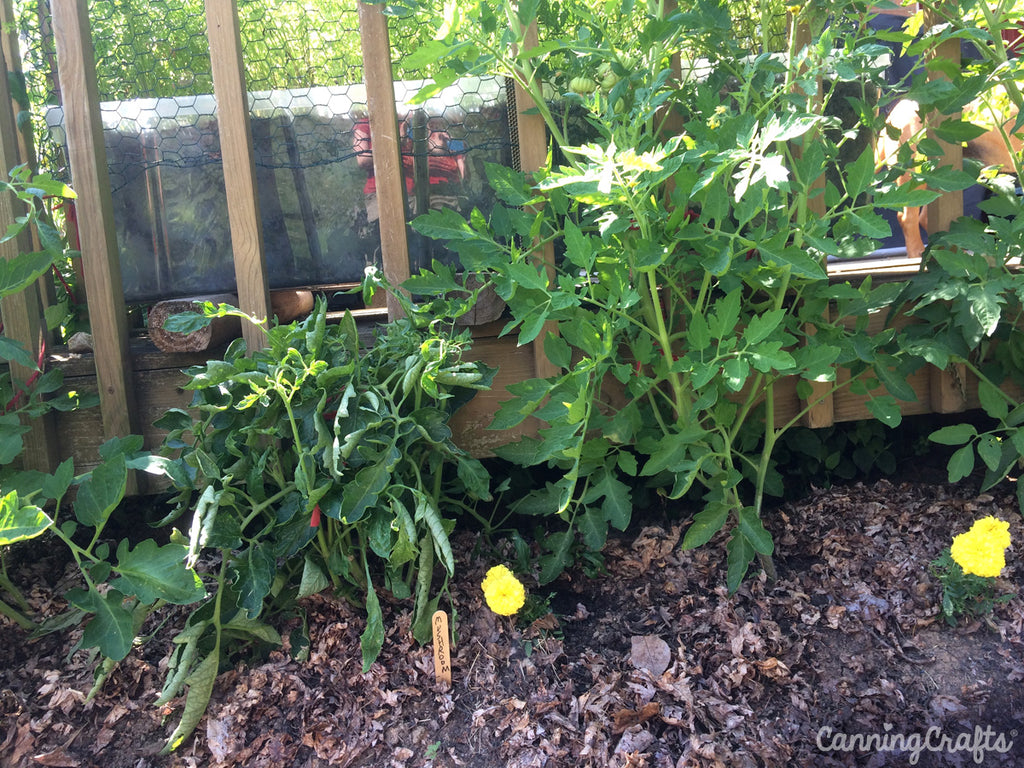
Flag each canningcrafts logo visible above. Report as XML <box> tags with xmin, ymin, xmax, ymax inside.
<box><xmin>817</xmin><ymin>723</ymin><xmax>1016</xmax><ymax>765</ymax></box>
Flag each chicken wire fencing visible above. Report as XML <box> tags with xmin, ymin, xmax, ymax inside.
<box><xmin>10</xmin><ymin>0</ymin><xmax>512</xmax><ymax>302</ymax></box>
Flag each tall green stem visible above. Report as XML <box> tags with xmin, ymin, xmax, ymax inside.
<box><xmin>0</xmin><ymin>595</ymin><xmax>35</xmax><ymax>630</ymax></box>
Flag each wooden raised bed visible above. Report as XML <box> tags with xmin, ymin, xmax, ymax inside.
<box><xmin>3</xmin><ymin>1</ymin><xmax>1015</xmax><ymax>486</ymax></box>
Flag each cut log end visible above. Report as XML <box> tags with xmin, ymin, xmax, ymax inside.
<box><xmin>148</xmin><ymin>293</ymin><xmax>240</xmax><ymax>353</ymax></box>
<box><xmin>148</xmin><ymin>290</ymin><xmax>314</xmax><ymax>353</ymax></box>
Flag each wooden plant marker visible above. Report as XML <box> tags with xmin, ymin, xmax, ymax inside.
<box><xmin>432</xmin><ymin>610</ymin><xmax>452</xmax><ymax>688</ymax></box>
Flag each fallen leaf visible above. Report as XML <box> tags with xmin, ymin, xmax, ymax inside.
<box><xmin>30</xmin><ymin>747</ymin><xmax>80</xmax><ymax>767</ymax></box>
<box><xmin>7</xmin><ymin>721</ymin><xmax>34</xmax><ymax>765</ymax></box>
<box><xmin>630</xmin><ymin>635</ymin><xmax>671</xmax><ymax>677</ymax></box>
<box><xmin>612</xmin><ymin>702</ymin><xmax>660</xmax><ymax>733</ymax></box>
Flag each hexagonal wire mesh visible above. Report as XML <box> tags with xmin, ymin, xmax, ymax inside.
<box><xmin>11</xmin><ymin>0</ymin><xmax>512</xmax><ymax>302</ymax></box>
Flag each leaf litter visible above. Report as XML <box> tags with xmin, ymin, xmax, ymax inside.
<box><xmin>2</xmin><ymin>473</ymin><xmax>1024</xmax><ymax>767</ymax></box>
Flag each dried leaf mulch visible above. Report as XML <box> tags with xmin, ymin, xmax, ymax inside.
<box><xmin>3</xmin><ymin>474</ymin><xmax>1024</xmax><ymax>768</ymax></box>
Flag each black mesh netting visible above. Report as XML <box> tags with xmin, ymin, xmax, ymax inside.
<box><xmin>12</xmin><ymin>0</ymin><xmax>512</xmax><ymax>301</ymax></box>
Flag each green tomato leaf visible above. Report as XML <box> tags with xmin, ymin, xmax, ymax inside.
<box><xmin>112</xmin><ymin>539</ymin><xmax>205</xmax><ymax>605</ymax></box>
<box><xmin>0</xmin><ymin>415</ymin><xmax>29</xmax><ymax>464</ymax></box>
<box><xmin>743</xmin><ymin>309</ymin><xmax>786</xmax><ymax>345</ymax></box>
<box><xmin>977</xmin><ymin>379</ymin><xmax>1009</xmax><ymax>421</ymax></box>
<box><xmin>947</xmin><ymin>444</ymin><xmax>975</xmax><ymax>484</ymax></box>
<box><xmin>0</xmin><ymin>250</ymin><xmax>55</xmax><ymax>297</ymax></box>
<box><xmin>872</xmin><ymin>357</ymin><xmax>918</xmax><ymax>402</ymax></box>
<box><xmin>681</xmin><ymin>503</ymin><xmax>729</xmax><ymax>550</ymax></box>
<box><xmin>162</xmin><ymin>650</ymin><xmax>220</xmax><ymax>754</ymax></box>
<box><xmin>74</xmin><ymin>455</ymin><xmax>127</xmax><ymax>528</ymax></box>
<box><xmin>299</xmin><ymin>555</ymin><xmax>329</xmax><ymax>599</ymax></box>
<box><xmin>0</xmin><ymin>335</ymin><xmax>38</xmax><ymax>370</ymax></box>
<box><xmin>0</xmin><ymin>490</ymin><xmax>53</xmax><ymax>545</ymax></box>
<box><xmin>737</xmin><ymin>507</ymin><xmax>773</xmax><ymax>556</ymax></box>
<box><xmin>360</xmin><ymin>581</ymin><xmax>385</xmax><ymax>672</ymax></box>
<box><xmin>66</xmin><ymin>587</ymin><xmax>135</xmax><ymax>661</ymax></box>
<box><xmin>844</xmin><ymin>144</ymin><xmax>876</xmax><ymax>200</ymax></box>
<box><xmin>537</xmin><ymin>530</ymin><xmax>574</xmax><ymax>584</ymax></box>
<box><xmin>929</xmin><ymin>424</ymin><xmax>977</xmax><ymax>445</ymax></box>
<box><xmin>579</xmin><ymin>504</ymin><xmax>609</xmax><ymax>551</ymax></box>
<box><xmin>722</xmin><ymin>357</ymin><xmax>750</xmax><ymax>391</ymax></box>
<box><xmin>977</xmin><ymin>434</ymin><xmax>1003</xmax><ymax>474</ymax></box>
<box><xmin>233</xmin><ymin>546</ymin><xmax>276</xmax><ymax>618</ymax></box>
<box><xmin>865</xmin><ymin>394</ymin><xmax>902</xmax><ymax>428</ymax></box>
<box><xmin>726</xmin><ymin>533</ymin><xmax>755</xmax><ymax>595</ymax></box>
<box><xmin>340</xmin><ymin>465</ymin><xmax>389</xmax><ymax>524</ymax></box>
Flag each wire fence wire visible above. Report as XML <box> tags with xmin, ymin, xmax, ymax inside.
<box><xmin>11</xmin><ymin>0</ymin><xmax>511</xmax><ymax>301</ymax></box>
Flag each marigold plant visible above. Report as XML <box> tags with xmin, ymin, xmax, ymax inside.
<box><xmin>931</xmin><ymin>516</ymin><xmax>1014</xmax><ymax>625</ymax></box>
<box><xmin>481</xmin><ymin>565</ymin><xmax>526</xmax><ymax>616</ymax></box>
<box><xmin>950</xmin><ymin>516</ymin><xmax>1011</xmax><ymax>578</ymax></box>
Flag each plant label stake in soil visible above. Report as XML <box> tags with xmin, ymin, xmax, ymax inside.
<box><xmin>432</xmin><ymin>610</ymin><xmax>451</xmax><ymax>687</ymax></box>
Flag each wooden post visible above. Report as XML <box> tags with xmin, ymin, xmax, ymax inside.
<box><xmin>791</xmin><ymin>15</ymin><xmax>835</xmax><ymax>428</ymax></box>
<box><xmin>513</xmin><ymin>21</ymin><xmax>559</xmax><ymax>380</ymax></box>
<box><xmin>2</xmin><ymin>0</ymin><xmax>57</xmax><ymax>336</ymax></box>
<box><xmin>1</xmin><ymin>0</ymin><xmax>39</xmax><ymax>176</ymax></box>
<box><xmin>206</xmin><ymin>0</ymin><xmax>271</xmax><ymax>350</ymax></box>
<box><xmin>358</xmin><ymin>1</ymin><xmax>410</xmax><ymax>320</ymax></box>
<box><xmin>51</xmin><ymin>0</ymin><xmax>137</xmax><ymax>449</ymax></box>
<box><xmin>0</xmin><ymin>42</ymin><xmax>59</xmax><ymax>472</ymax></box>
<box><xmin>924</xmin><ymin>3</ymin><xmax>968</xmax><ymax>413</ymax></box>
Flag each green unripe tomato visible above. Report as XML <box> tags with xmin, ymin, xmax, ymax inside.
<box><xmin>599</xmin><ymin>66</ymin><xmax>620</xmax><ymax>92</ymax></box>
<box><xmin>569</xmin><ymin>76</ymin><xmax>598</xmax><ymax>95</ymax></box>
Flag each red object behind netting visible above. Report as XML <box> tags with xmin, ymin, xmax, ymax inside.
<box><xmin>1002</xmin><ymin>27</ymin><xmax>1024</xmax><ymax>57</ymax></box>
<box><xmin>64</xmin><ymin>198</ymin><xmax>81</xmax><ymax>252</ymax></box>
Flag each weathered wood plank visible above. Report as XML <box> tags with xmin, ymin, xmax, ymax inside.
<box><xmin>514</xmin><ymin>21</ymin><xmax>558</xmax><ymax>381</ymax></box>
<box><xmin>0</xmin><ymin>40</ymin><xmax>58</xmax><ymax>472</ymax></box>
<box><xmin>51</xmin><ymin>0</ymin><xmax>137</xmax><ymax>452</ymax></box>
<box><xmin>924</xmin><ymin>4</ymin><xmax>968</xmax><ymax>414</ymax></box>
<box><xmin>2</xmin><ymin>0</ymin><xmax>57</xmax><ymax>324</ymax></box>
<box><xmin>206</xmin><ymin>0</ymin><xmax>271</xmax><ymax>351</ymax></box>
<box><xmin>358</xmin><ymin>1</ymin><xmax>410</xmax><ymax>321</ymax></box>
<box><xmin>449</xmin><ymin>333</ymin><xmax>541</xmax><ymax>457</ymax></box>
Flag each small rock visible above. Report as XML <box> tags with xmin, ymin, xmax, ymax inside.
<box><xmin>67</xmin><ymin>331</ymin><xmax>93</xmax><ymax>353</ymax></box>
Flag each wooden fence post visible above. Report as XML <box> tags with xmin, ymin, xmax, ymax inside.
<box><xmin>2</xmin><ymin>0</ymin><xmax>59</xmax><ymax>327</ymax></box>
<box><xmin>513</xmin><ymin>20</ymin><xmax>559</xmax><ymax>380</ymax></box>
<box><xmin>206</xmin><ymin>0</ymin><xmax>271</xmax><ymax>350</ymax></box>
<box><xmin>358</xmin><ymin>1</ymin><xmax>410</xmax><ymax>321</ymax></box>
<box><xmin>924</xmin><ymin>2</ymin><xmax>968</xmax><ymax>414</ymax></box>
<box><xmin>790</xmin><ymin>14</ymin><xmax>835</xmax><ymax>429</ymax></box>
<box><xmin>0</xmin><ymin>42</ymin><xmax>59</xmax><ymax>472</ymax></box>
<box><xmin>51</xmin><ymin>0</ymin><xmax>137</xmax><ymax>450</ymax></box>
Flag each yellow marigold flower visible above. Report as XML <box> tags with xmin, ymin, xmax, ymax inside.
<box><xmin>481</xmin><ymin>565</ymin><xmax>526</xmax><ymax>616</ymax></box>
<box><xmin>950</xmin><ymin>516</ymin><xmax>1012</xmax><ymax>579</ymax></box>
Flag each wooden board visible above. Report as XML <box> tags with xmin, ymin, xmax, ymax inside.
<box><xmin>358</xmin><ymin>2</ymin><xmax>410</xmax><ymax>321</ymax></box>
<box><xmin>450</xmin><ymin>331</ymin><xmax>541</xmax><ymax>457</ymax></box>
<box><xmin>51</xmin><ymin>0</ymin><xmax>137</xmax><ymax>449</ymax></box>
<box><xmin>0</xmin><ymin>41</ymin><xmax>59</xmax><ymax>472</ymax></box>
<box><xmin>206</xmin><ymin>0</ymin><xmax>272</xmax><ymax>351</ymax></box>
<box><xmin>513</xmin><ymin>22</ymin><xmax>559</xmax><ymax>381</ymax></box>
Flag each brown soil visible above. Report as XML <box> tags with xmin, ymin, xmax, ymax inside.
<box><xmin>2</xmin><ymin>474</ymin><xmax>1024</xmax><ymax>768</ymax></box>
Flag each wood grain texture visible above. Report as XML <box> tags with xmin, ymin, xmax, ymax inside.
<box><xmin>51</xmin><ymin>0</ymin><xmax>138</xmax><ymax>450</ymax></box>
<box><xmin>206</xmin><ymin>0</ymin><xmax>271</xmax><ymax>351</ymax></box>
<box><xmin>513</xmin><ymin>22</ymin><xmax>558</xmax><ymax>381</ymax></box>
<box><xmin>0</xmin><ymin>40</ymin><xmax>58</xmax><ymax>471</ymax></box>
<box><xmin>358</xmin><ymin>2</ymin><xmax>410</xmax><ymax>321</ymax></box>
<box><xmin>147</xmin><ymin>294</ymin><xmax>242</xmax><ymax>353</ymax></box>
<box><xmin>1</xmin><ymin>0</ymin><xmax>55</xmax><ymax>328</ymax></box>
<box><xmin>923</xmin><ymin>5</ymin><xmax>965</xmax><ymax>413</ymax></box>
